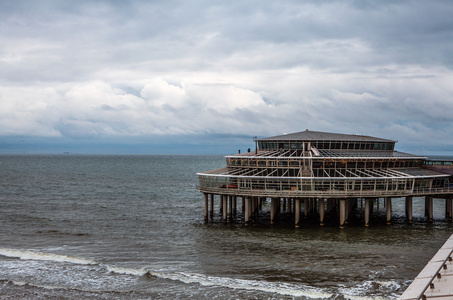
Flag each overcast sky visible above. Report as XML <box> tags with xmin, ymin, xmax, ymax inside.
<box><xmin>1</xmin><ymin>0</ymin><xmax>453</xmax><ymax>154</ymax></box>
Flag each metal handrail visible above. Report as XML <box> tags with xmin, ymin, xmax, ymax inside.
<box><xmin>196</xmin><ymin>185</ymin><xmax>453</xmax><ymax>198</ymax></box>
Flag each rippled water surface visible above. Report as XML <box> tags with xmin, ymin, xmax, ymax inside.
<box><xmin>0</xmin><ymin>154</ymin><xmax>452</xmax><ymax>299</ymax></box>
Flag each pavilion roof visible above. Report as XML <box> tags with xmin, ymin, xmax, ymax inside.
<box><xmin>257</xmin><ymin>130</ymin><xmax>396</xmax><ymax>143</ymax></box>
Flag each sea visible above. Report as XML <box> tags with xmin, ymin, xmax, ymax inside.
<box><xmin>0</xmin><ymin>154</ymin><xmax>452</xmax><ymax>299</ymax></box>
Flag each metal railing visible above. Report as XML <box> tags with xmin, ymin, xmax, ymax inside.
<box><xmin>196</xmin><ymin>184</ymin><xmax>453</xmax><ymax>198</ymax></box>
<box><xmin>424</xmin><ymin>160</ymin><xmax>453</xmax><ymax>166</ymax></box>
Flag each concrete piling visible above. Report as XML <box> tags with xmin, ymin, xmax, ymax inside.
<box><xmin>446</xmin><ymin>196</ymin><xmax>452</xmax><ymax>221</ymax></box>
<box><xmin>228</xmin><ymin>196</ymin><xmax>233</xmax><ymax>220</ymax></box>
<box><xmin>364</xmin><ymin>198</ymin><xmax>371</xmax><ymax>227</ymax></box>
<box><xmin>340</xmin><ymin>199</ymin><xmax>346</xmax><ymax>228</ymax></box>
<box><xmin>406</xmin><ymin>196</ymin><xmax>413</xmax><ymax>224</ymax></box>
<box><xmin>386</xmin><ymin>197</ymin><xmax>392</xmax><ymax>225</ymax></box>
<box><xmin>244</xmin><ymin>197</ymin><xmax>252</xmax><ymax>226</ymax></box>
<box><xmin>209</xmin><ymin>194</ymin><xmax>214</xmax><ymax>218</ymax></box>
<box><xmin>233</xmin><ymin>196</ymin><xmax>237</xmax><ymax>214</ymax></box>
<box><xmin>319</xmin><ymin>198</ymin><xmax>325</xmax><ymax>226</ymax></box>
<box><xmin>295</xmin><ymin>199</ymin><xmax>301</xmax><ymax>228</ymax></box>
<box><xmin>270</xmin><ymin>198</ymin><xmax>277</xmax><ymax>224</ymax></box>
<box><xmin>222</xmin><ymin>195</ymin><xmax>228</xmax><ymax>223</ymax></box>
<box><xmin>426</xmin><ymin>196</ymin><xmax>433</xmax><ymax>222</ymax></box>
<box><xmin>204</xmin><ymin>193</ymin><xmax>209</xmax><ymax>221</ymax></box>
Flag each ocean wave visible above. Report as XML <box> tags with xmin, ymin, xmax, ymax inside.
<box><xmin>0</xmin><ymin>248</ymin><xmax>97</xmax><ymax>265</ymax></box>
<box><xmin>8</xmin><ymin>279</ymin><xmax>98</xmax><ymax>294</ymax></box>
<box><xmin>103</xmin><ymin>265</ymin><xmax>393</xmax><ymax>298</ymax></box>
<box><xmin>106</xmin><ymin>265</ymin><xmax>149</xmax><ymax>276</ymax></box>
<box><xmin>0</xmin><ymin>250</ymin><xmax>395</xmax><ymax>299</ymax></box>
<box><xmin>10</xmin><ymin>280</ymin><xmax>62</xmax><ymax>290</ymax></box>
<box><xmin>337</xmin><ymin>280</ymin><xmax>403</xmax><ymax>300</ymax></box>
<box><xmin>148</xmin><ymin>271</ymin><xmax>332</xmax><ymax>298</ymax></box>
<box><xmin>106</xmin><ymin>264</ymin><xmax>332</xmax><ymax>298</ymax></box>
<box><xmin>6</xmin><ymin>279</ymin><xmax>134</xmax><ymax>295</ymax></box>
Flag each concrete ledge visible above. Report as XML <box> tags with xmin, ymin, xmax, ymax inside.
<box><xmin>400</xmin><ymin>234</ymin><xmax>453</xmax><ymax>300</ymax></box>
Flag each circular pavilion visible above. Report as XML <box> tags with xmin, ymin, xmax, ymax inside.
<box><xmin>197</xmin><ymin>130</ymin><xmax>453</xmax><ymax>227</ymax></box>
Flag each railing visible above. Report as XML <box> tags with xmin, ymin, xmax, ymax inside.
<box><xmin>196</xmin><ymin>184</ymin><xmax>453</xmax><ymax>198</ymax></box>
<box><xmin>412</xmin><ymin>187</ymin><xmax>453</xmax><ymax>195</ymax></box>
<box><xmin>424</xmin><ymin>160</ymin><xmax>453</xmax><ymax>166</ymax></box>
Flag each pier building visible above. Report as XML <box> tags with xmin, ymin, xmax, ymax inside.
<box><xmin>196</xmin><ymin>130</ymin><xmax>453</xmax><ymax>227</ymax></box>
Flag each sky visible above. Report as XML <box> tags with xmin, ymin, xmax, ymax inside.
<box><xmin>1</xmin><ymin>0</ymin><xmax>453</xmax><ymax>155</ymax></box>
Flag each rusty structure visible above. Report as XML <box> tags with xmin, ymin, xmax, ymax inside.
<box><xmin>196</xmin><ymin>130</ymin><xmax>453</xmax><ymax>227</ymax></box>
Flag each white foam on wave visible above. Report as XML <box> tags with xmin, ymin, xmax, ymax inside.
<box><xmin>1</xmin><ymin>251</ymin><xmax>397</xmax><ymax>299</ymax></box>
<box><xmin>10</xmin><ymin>280</ymin><xmax>127</xmax><ymax>294</ymax></box>
<box><xmin>106</xmin><ymin>265</ymin><xmax>148</xmax><ymax>276</ymax></box>
<box><xmin>0</xmin><ymin>248</ymin><xmax>97</xmax><ymax>265</ymax></box>
<box><xmin>11</xmin><ymin>280</ymin><xmax>62</xmax><ymax>290</ymax></box>
<box><xmin>148</xmin><ymin>271</ymin><xmax>332</xmax><ymax>298</ymax></box>
<box><xmin>338</xmin><ymin>280</ymin><xmax>403</xmax><ymax>300</ymax></box>
<box><xmin>107</xmin><ymin>265</ymin><xmax>332</xmax><ymax>298</ymax></box>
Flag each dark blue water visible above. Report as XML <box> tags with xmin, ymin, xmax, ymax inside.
<box><xmin>0</xmin><ymin>155</ymin><xmax>452</xmax><ymax>299</ymax></box>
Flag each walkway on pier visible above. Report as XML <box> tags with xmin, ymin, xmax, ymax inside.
<box><xmin>400</xmin><ymin>233</ymin><xmax>453</xmax><ymax>300</ymax></box>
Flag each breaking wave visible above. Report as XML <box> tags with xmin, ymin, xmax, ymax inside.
<box><xmin>0</xmin><ymin>248</ymin><xmax>97</xmax><ymax>265</ymax></box>
<box><xmin>106</xmin><ymin>265</ymin><xmax>149</xmax><ymax>276</ymax></box>
<box><xmin>0</xmin><ymin>248</ymin><xmax>402</xmax><ymax>299</ymax></box>
<box><xmin>123</xmin><ymin>268</ymin><xmax>332</xmax><ymax>298</ymax></box>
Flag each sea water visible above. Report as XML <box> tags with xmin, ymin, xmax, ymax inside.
<box><xmin>0</xmin><ymin>154</ymin><xmax>452</xmax><ymax>299</ymax></box>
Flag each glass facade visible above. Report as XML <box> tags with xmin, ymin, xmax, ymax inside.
<box><xmin>258</xmin><ymin>140</ymin><xmax>395</xmax><ymax>151</ymax></box>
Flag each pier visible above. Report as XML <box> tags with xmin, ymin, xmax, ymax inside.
<box><xmin>197</xmin><ymin>130</ymin><xmax>453</xmax><ymax>227</ymax></box>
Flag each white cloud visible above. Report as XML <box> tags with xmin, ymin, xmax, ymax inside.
<box><xmin>141</xmin><ymin>78</ymin><xmax>186</xmax><ymax>108</ymax></box>
<box><xmin>0</xmin><ymin>85</ymin><xmax>61</xmax><ymax>137</ymax></box>
<box><xmin>185</xmin><ymin>83</ymin><xmax>266</xmax><ymax>112</ymax></box>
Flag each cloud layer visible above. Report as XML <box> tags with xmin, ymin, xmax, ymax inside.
<box><xmin>1</xmin><ymin>0</ymin><xmax>453</xmax><ymax>153</ymax></box>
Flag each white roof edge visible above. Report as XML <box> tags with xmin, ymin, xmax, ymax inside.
<box><xmin>224</xmin><ymin>155</ymin><xmax>428</xmax><ymax>160</ymax></box>
<box><xmin>196</xmin><ymin>173</ymin><xmax>450</xmax><ymax>179</ymax></box>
